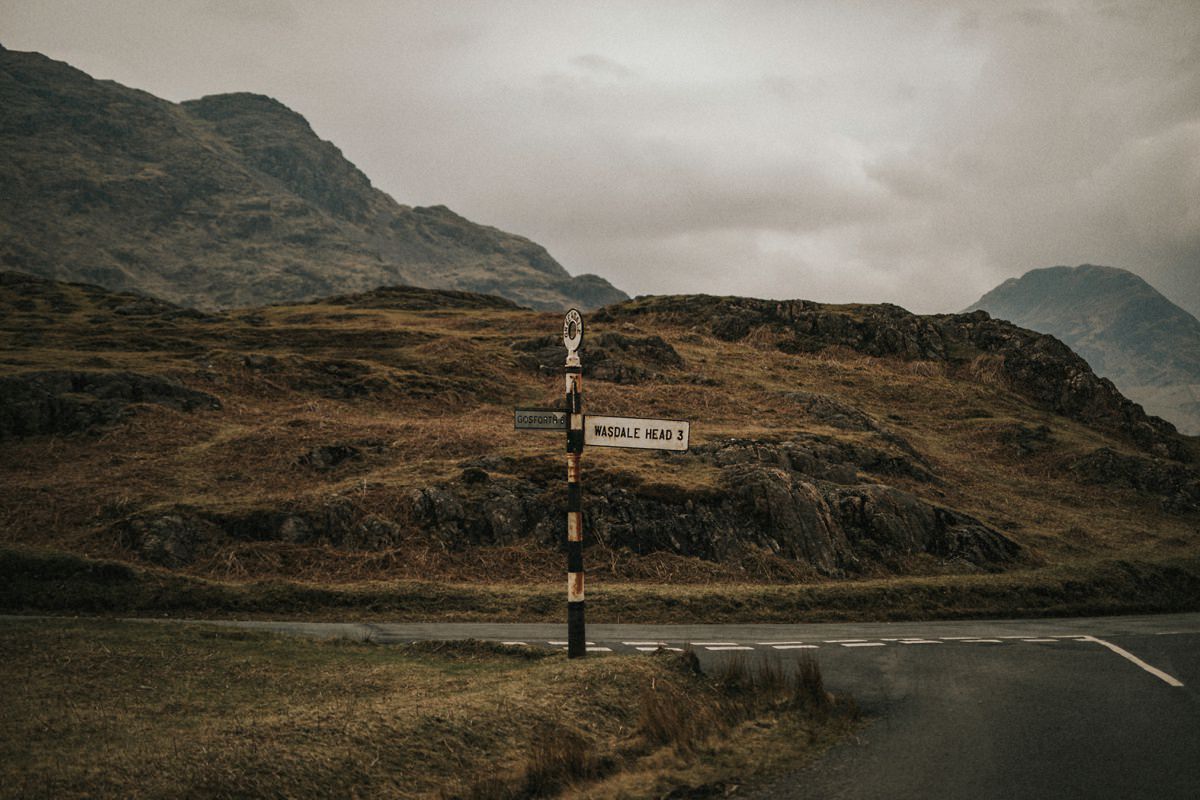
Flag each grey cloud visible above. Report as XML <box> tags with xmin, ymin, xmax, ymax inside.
<box><xmin>569</xmin><ymin>53</ymin><xmax>635</xmax><ymax>80</ymax></box>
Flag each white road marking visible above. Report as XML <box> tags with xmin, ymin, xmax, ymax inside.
<box><xmin>1022</xmin><ymin>639</ymin><xmax>1058</xmax><ymax>643</ymax></box>
<box><xmin>772</xmin><ymin>644</ymin><xmax>819</xmax><ymax>650</ymax></box>
<box><xmin>964</xmin><ymin>639</ymin><xmax>1003</xmax><ymax>643</ymax></box>
<box><xmin>501</xmin><ymin>641</ymin><xmax>526</xmax><ymax>646</ymax></box>
<box><xmin>841</xmin><ymin>642</ymin><xmax>886</xmax><ymax>648</ymax></box>
<box><xmin>622</xmin><ymin>641</ymin><xmax>668</xmax><ymax>646</ymax></box>
<box><xmin>587</xmin><ymin>647</ymin><xmax>613</xmax><ymax>653</ymax></box>
<box><xmin>548</xmin><ymin>641</ymin><xmax>595</xmax><ymax>646</ymax></box>
<box><xmin>940</xmin><ymin>636</ymin><xmax>979</xmax><ymax>640</ymax></box>
<box><xmin>826</xmin><ymin>639</ymin><xmax>868</xmax><ymax>643</ymax></box>
<box><xmin>756</xmin><ymin>641</ymin><xmax>809</xmax><ymax>645</ymax></box>
<box><xmin>1081</xmin><ymin>636</ymin><xmax>1184</xmax><ymax>687</ymax></box>
<box><xmin>900</xmin><ymin>640</ymin><xmax>940</xmax><ymax>645</ymax></box>
<box><xmin>705</xmin><ymin>645</ymin><xmax>756</xmax><ymax>651</ymax></box>
<box><xmin>691</xmin><ymin>642</ymin><xmax>740</xmax><ymax>646</ymax></box>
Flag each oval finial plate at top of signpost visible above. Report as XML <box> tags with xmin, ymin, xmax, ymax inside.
<box><xmin>563</xmin><ymin>308</ymin><xmax>583</xmax><ymax>353</ymax></box>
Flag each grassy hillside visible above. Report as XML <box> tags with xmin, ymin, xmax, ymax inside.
<box><xmin>0</xmin><ymin>46</ymin><xmax>626</xmax><ymax>311</ymax></box>
<box><xmin>1</xmin><ymin>271</ymin><xmax>1198</xmax><ymax>619</ymax></box>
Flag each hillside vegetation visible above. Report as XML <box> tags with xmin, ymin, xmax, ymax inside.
<box><xmin>0</xmin><ymin>46</ymin><xmax>626</xmax><ymax>311</ymax></box>
<box><xmin>2</xmin><ymin>271</ymin><xmax>1198</xmax><ymax>619</ymax></box>
<box><xmin>0</xmin><ymin>619</ymin><xmax>854</xmax><ymax>799</ymax></box>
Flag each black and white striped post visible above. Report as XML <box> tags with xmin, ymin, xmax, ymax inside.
<box><xmin>563</xmin><ymin>308</ymin><xmax>586</xmax><ymax>658</ymax></box>
<box><xmin>510</xmin><ymin>310</ymin><xmax>690</xmax><ymax>657</ymax></box>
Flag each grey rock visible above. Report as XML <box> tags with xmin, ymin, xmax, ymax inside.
<box><xmin>1070</xmin><ymin>447</ymin><xmax>1200</xmax><ymax>514</ymax></box>
<box><xmin>342</xmin><ymin>514</ymin><xmax>403</xmax><ymax>550</ymax></box>
<box><xmin>119</xmin><ymin>513</ymin><xmax>215</xmax><ymax>567</ymax></box>
<box><xmin>298</xmin><ymin>443</ymin><xmax>362</xmax><ymax>471</ymax></box>
<box><xmin>0</xmin><ymin>370</ymin><xmax>221</xmax><ymax>439</ymax></box>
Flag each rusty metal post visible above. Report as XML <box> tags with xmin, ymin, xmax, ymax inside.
<box><xmin>563</xmin><ymin>309</ymin><xmax>586</xmax><ymax>658</ymax></box>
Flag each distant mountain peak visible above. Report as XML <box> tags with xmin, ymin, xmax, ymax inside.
<box><xmin>969</xmin><ymin>264</ymin><xmax>1200</xmax><ymax>435</ymax></box>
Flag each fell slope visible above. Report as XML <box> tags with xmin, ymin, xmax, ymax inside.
<box><xmin>969</xmin><ymin>265</ymin><xmax>1200</xmax><ymax>435</ymax></box>
<box><xmin>0</xmin><ymin>46</ymin><xmax>626</xmax><ymax>311</ymax></box>
<box><xmin>2</xmin><ymin>272</ymin><xmax>1197</xmax><ymax>621</ymax></box>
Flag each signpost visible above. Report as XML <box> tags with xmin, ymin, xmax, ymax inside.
<box><xmin>515</xmin><ymin>309</ymin><xmax>692</xmax><ymax>658</ymax></box>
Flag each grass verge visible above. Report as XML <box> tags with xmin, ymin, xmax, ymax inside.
<box><xmin>3</xmin><ymin>546</ymin><xmax>1200</xmax><ymax>623</ymax></box>
<box><xmin>0</xmin><ymin>618</ymin><xmax>855</xmax><ymax>799</ymax></box>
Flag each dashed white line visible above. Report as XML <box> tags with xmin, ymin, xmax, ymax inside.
<box><xmin>705</xmin><ymin>645</ymin><xmax>756</xmax><ymax>651</ymax></box>
<box><xmin>1081</xmin><ymin>635</ymin><xmax>1184</xmax><ymax>687</ymax></box>
<box><xmin>940</xmin><ymin>636</ymin><xmax>979</xmax><ymax>640</ymax></box>
<box><xmin>501</xmin><ymin>641</ymin><xmax>527</xmax><ymax>646</ymax></box>
<box><xmin>635</xmin><ymin>646</ymin><xmax>683</xmax><ymax>652</ymax></box>
<box><xmin>587</xmin><ymin>646</ymin><xmax>613</xmax><ymax>653</ymax></box>
<box><xmin>622</xmin><ymin>641</ymin><xmax>668</xmax><ymax>646</ymax></box>
<box><xmin>756</xmin><ymin>641</ymin><xmax>809</xmax><ymax>646</ymax></box>
<box><xmin>826</xmin><ymin>639</ymin><xmax>868</xmax><ymax>643</ymax></box>
<box><xmin>772</xmin><ymin>644</ymin><xmax>819</xmax><ymax>650</ymax></box>
<box><xmin>900</xmin><ymin>640</ymin><xmax>941</xmax><ymax>645</ymax></box>
<box><xmin>1022</xmin><ymin>639</ymin><xmax>1058</xmax><ymax>643</ymax></box>
<box><xmin>963</xmin><ymin>639</ymin><xmax>1003</xmax><ymax>643</ymax></box>
<box><xmin>841</xmin><ymin>642</ymin><xmax>886</xmax><ymax>648</ymax></box>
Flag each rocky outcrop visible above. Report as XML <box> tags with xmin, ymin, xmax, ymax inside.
<box><xmin>403</xmin><ymin>438</ymin><xmax>1021</xmax><ymax>576</ymax></box>
<box><xmin>0</xmin><ymin>370</ymin><xmax>221</xmax><ymax>438</ymax></box>
<box><xmin>776</xmin><ymin>391</ymin><xmax>928</xmax><ymax>463</ymax></box>
<box><xmin>1070</xmin><ymin>448</ymin><xmax>1200</xmax><ymax>515</ymax></box>
<box><xmin>511</xmin><ymin>332</ymin><xmax>684</xmax><ymax>383</ymax></box>
<box><xmin>939</xmin><ymin>311</ymin><xmax>1183</xmax><ymax>460</ymax></box>
<box><xmin>114</xmin><ymin>432</ymin><xmax>1021</xmax><ymax>574</ymax></box>
<box><xmin>117</xmin><ymin>497</ymin><xmax>409</xmax><ymax>566</ymax></box>
<box><xmin>691</xmin><ymin>436</ymin><xmax>933</xmax><ymax>484</ymax></box>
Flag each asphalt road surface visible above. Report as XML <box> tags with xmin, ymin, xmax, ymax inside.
<box><xmin>174</xmin><ymin>613</ymin><xmax>1200</xmax><ymax>799</ymax></box>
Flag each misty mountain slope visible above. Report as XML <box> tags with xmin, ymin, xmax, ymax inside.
<box><xmin>0</xmin><ymin>46</ymin><xmax>627</xmax><ymax>311</ymax></box>
<box><xmin>968</xmin><ymin>265</ymin><xmax>1200</xmax><ymax>435</ymax></box>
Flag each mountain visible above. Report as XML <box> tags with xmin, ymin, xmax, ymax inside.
<box><xmin>968</xmin><ymin>265</ymin><xmax>1200</xmax><ymax>435</ymax></box>
<box><xmin>0</xmin><ymin>45</ymin><xmax>627</xmax><ymax>311</ymax></box>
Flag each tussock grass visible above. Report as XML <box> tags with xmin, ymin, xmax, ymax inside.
<box><xmin>0</xmin><ymin>619</ymin><xmax>855</xmax><ymax>800</ymax></box>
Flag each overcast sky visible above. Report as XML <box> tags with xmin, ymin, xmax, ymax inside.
<box><xmin>3</xmin><ymin>0</ymin><xmax>1198</xmax><ymax>314</ymax></box>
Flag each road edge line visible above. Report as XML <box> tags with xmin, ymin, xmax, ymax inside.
<box><xmin>1082</xmin><ymin>635</ymin><xmax>1184</xmax><ymax>687</ymax></box>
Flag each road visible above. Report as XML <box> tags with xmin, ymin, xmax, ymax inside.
<box><xmin>181</xmin><ymin>613</ymin><xmax>1200</xmax><ymax>799</ymax></box>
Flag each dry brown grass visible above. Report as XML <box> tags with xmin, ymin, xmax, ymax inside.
<box><xmin>0</xmin><ymin>619</ymin><xmax>855</xmax><ymax>800</ymax></box>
